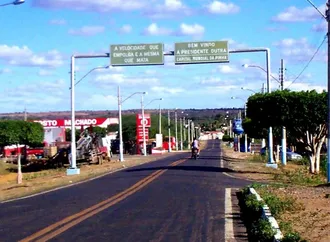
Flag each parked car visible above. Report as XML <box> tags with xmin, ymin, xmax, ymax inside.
<box><xmin>260</xmin><ymin>146</ymin><xmax>302</xmax><ymax>161</ymax></box>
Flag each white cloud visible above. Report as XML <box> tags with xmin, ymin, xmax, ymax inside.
<box><xmin>0</xmin><ymin>45</ymin><xmax>64</xmax><ymax>68</ymax></box>
<box><xmin>222</xmin><ymin>38</ymin><xmax>247</xmax><ymax>49</ymax></box>
<box><xmin>272</xmin><ymin>5</ymin><xmax>325</xmax><ymax>22</ymax></box>
<box><xmin>32</xmin><ymin>0</ymin><xmax>149</xmax><ymax>12</ymax></box>
<box><xmin>178</xmin><ymin>23</ymin><xmax>204</xmax><ymax>36</ymax></box>
<box><xmin>38</xmin><ymin>69</ymin><xmax>54</xmax><ymax>76</ymax></box>
<box><xmin>2</xmin><ymin>79</ymin><xmax>66</xmax><ymax>106</ymax></box>
<box><xmin>286</xmin><ymin>82</ymin><xmax>326</xmax><ymax>93</ymax></box>
<box><xmin>216</xmin><ymin>65</ymin><xmax>242</xmax><ymax>74</ymax></box>
<box><xmin>93</xmin><ymin>73</ymin><xmax>160</xmax><ymax>87</ymax></box>
<box><xmin>142</xmin><ymin>23</ymin><xmax>204</xmax><ymax>36</ymax></box>
<box><xmin>150</xmin><ymin>86</ymin><xmax>184</xmax><ymax>94</ymax></box>
<box><xmin>0</xmin><ymin>68</ymin><xmax>12</xmax><ymax>74</ymax></box>
<box><xmin>143</xmin><ymin>0</ymin><xmax>192</xmax><ymax>19</ymax></box>
<box><xmin>206</xmin><ymin>1</ymin><xmax>240</xmax><ymax>14</ymax></box>
<box><xmin>49</xmin><ymin>19</ymin><xmax>67</xmax><ymax>25</ymax></box>
<box><xmin>68</xmin><ymin>25</ymin><xmax>105</xmax><ymax>36</ymax></box>
<box><xmin>312</xmin><ymin>21</ymin><xmax>327</xmax><ymax>32</ymax></box>
<box><xmin>273</xmin><ymin>37</ymin><xmax>326</xmax><ymax>63</ymax></box>
<box><xmin>118</xmin><ymin>24</ymin><xmax>132</xmax><ymax>34</ymax></box>
<box><xmin>142</xmin><ymin>23</ymin><xmax>173</xmax><ymax>36</ymax></box>
<box><xmin>83</xmin><ymin>94</ymin><xmax>118</xmax><ymax>108</ymax></box>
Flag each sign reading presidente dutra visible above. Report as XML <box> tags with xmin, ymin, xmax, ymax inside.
<box><xmin>110</xmin><ymin>43</ymin><xmax>164</xmax><ymax>66</ymax></box>
<box><xmin>174</xmin><ymin>41</ymin><xmax>229</xmax><ymax>64</ymax></box>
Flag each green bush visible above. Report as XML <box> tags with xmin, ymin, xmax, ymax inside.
<box><xmin>239</xmin><ymin>186</ymin><xmax>275</xmax><ymax>242</ymax></box>
<box><xmin>250</xmin><ymin>218</ymin><xmax>276</xmax><ymax>242</ymax></box>
<box><xmin>262</xmin><ymin>194</ymin><xmax>296</xmax><ymax>217</ymax></box>
<box><xmin>281</xmin><ymin>232</ymin><xmax>308</xmax><ymax>242</ymax></box>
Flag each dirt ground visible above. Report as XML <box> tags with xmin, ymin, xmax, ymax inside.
<box><xmin>223</xmin><ymin>146</ymin><xmax>330</xmax><ymax>242</ymax></box>
<box><xmin>0</xmin><ymin>151</ymin><xmax>187</xmax><ymax>202</ymax></box>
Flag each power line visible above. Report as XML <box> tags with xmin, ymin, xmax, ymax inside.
<box><xmin>286</xmin><ymin>34</ymin><xmax>327</xmax><ymax>89</ymax></box>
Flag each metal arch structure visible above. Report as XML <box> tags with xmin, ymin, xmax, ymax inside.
<box><xmin>67</xmin><ymin>47</ymin><xmax>276</xmax><ymax>175</ymax></box>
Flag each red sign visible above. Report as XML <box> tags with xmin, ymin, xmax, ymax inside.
<box><xmin>34</xmin><ymin>118</ymin><xmax>118</xmax><ymax>128</ymax></box>
<box><xmin>136</xmin><ymin>113</ymin><xmax>151</xmax><ymax>128</ymax></box>
<box><xmin>136</xmin><ymin>127</ymin><xmax>149</xmax><ymax>141</ymax></box>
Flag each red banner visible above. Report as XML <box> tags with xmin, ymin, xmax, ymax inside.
<box><xmin>34</xmin><ymin>117</ymin><xmax>118</xmax><ymax>128</ymax></box>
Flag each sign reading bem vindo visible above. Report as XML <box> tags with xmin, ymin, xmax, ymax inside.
<box><xmin>110</xmin><ymin>43</ymin><xmax>164</xmax><ymax>66</ymax></box>
<box><xmin>174</xmin><ymin>41</ymin><xmax>229</xmax><ymax>64</ymax></box>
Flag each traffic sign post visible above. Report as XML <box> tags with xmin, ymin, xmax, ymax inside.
<box><xmin>174</xmin><ymin>41</ymin><xmax>229</xmax><ymax>65</ymax></box>
<box><xmin>110</xmin><ymin>43</ymin><xmax>164</xmax><ymax>66</ymax></box>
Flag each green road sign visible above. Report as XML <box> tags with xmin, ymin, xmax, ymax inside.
<box><xmin>110</xmin><ymin>43</ymin><xmax>164</xmax><ymax>66</ymax></box>
<box><xmin>175</xmin><ymin>41</ymin><xmax>229</xmax><ymax>64</ymax></box>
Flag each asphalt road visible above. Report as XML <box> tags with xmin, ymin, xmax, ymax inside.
<box><xmin>0</xmin><ymin>140</ymin><xmax>250</xmax><ymax>242</ymax></box>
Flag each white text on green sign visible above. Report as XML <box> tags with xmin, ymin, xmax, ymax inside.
<box><xmin>175</xmin><ymin>41</ymin><xmax>229</xmax><ymax>64</ymax></box>
<box><xmin>110</xmin><ymin>43</ymin><xmax>164</xmax><ymax>66</ymax></box>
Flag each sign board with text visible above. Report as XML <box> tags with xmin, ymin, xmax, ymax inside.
<box><xmin>34</xmin><ymin>118</ymin><xmax>119</xmax><ymax>128</ymax></box>
<box><xmin>110</xmin><ymin>43</ymin><xmax>164</xmax><ymax>66</ymax></box>
<box><xmin>174</xmin><ymin>41</ymin><xmax>229</xmax><ymax>65</ymax></box>
<box><xmin>136</xmin><ymin>113</ymin><xmax>151</xmax><ymax>128</ymax></box>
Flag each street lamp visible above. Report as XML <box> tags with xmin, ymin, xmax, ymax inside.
<box><xmin>0</xmin><ymin>0</ymin><xmax>24</xmax><ymax>7</ymax></box>
<box><xmin>241</xmin><ymin>87</ymin><xmax>257</xmax><ymax>94</ymax></box>
<box><xmin>242</xmin><ymin>62</ymin><xmax>276</xmax><ymax>165</ymax></box>
<box><xmin>69</xmin><ymin>66</ymin><xmax>109</xmax><ymax>89</ymax></box>
<box><xmin>67</xmin><ymin>64</ymin><xmax>109</xmax><ymax>175</ymax></box>
<box><xmin>145</xmin><ymin>98</ymin><xmax>163</xmax><ymax>135</ymax></box>
<box><xmin>175</xmin><ymin>108</ymin><xmax>178</xmax><ymax>151</ymax></box>
<box><xmin>242</xmin><ymin>64</ymin><xmax>280</xmax><ymax>84</ymax></box>
<box><xmin>117</xmin><ymin>88</ymin><xmax>147</xmax><ymax>161</ymax></box>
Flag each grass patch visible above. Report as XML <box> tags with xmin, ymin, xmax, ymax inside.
<box><xmin>238</xmin><ymin>186</ymin><xmax>276</xmax><ymax>242</ymax></box>
<box><xmin>0</xmin><ymin>162</ymin><xmax>16</xmax><ymax>175</ymax></box>
<box><xmin>274</xmin><ymin>166</ymin><xmax>326</xmax><ymax>186</ymax></box>
<box><xmin>251</xmin><ymin>184</ymin><xmax>307</xmax><ymax>241</ymax></box>
<box><xmin>248</xmin><ymin>154</ymin><xmax>267</xmax><ymax>163</ymax></box>
<box><xmin>23</xmin><ymin>168</ymin><xmax>66</xmax><ymax>181</ymax></box>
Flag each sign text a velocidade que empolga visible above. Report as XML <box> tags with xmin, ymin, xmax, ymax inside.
<box><xmin>110</xmin><ymin>43</ymin><xmax>164</xmax><ymax>66</ymax></box>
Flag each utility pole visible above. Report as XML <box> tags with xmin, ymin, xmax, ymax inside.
<box><xmin>280</xmin><ymin>59</ymin><xmax>287</xmax><ymax>165</ymax></box>
<box><xmin>168</xmin><ymin>110</ymin><xmax>171</xmax><ymax>152</ymax></box>
<box><xmin>23</xmin><ymin>107</ymin><xmax>27</xmax><ymax>121</ymax></box>
<box><xmin>175</xmin><ymin>109</ymin><xmax>178</xmax><ymax>151</ymax></box>
<box><xmin>326</xmin><ymin>0</ymin><xmax>330</xmax><ymax>183</ymax></box>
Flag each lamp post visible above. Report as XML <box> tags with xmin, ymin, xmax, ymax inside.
<box><xmin>242</xmin><ymin>62</ymin><xmax>276</xmax><ymax>165</ymax></box>
<box><xmin>70</xmin><ymin>66</ymin><xmax>109</xmax><ymax>89</ymax></box>
<box><xmin>241</xmin><ymin>87</ymin><xmax>257</xmax><ymax>94</ymax></box>
<box><xmin>0</xmin><ymin>0</ymin><xmax>24</xmax><ymax>7</ymax></box>
<box><xmin>180</xmin><ymin>117</ymin><xmax>183</xmax><ymax>150</ymax></box>
<box><xmin>175</xmin><ymin>109</ymin><xmax>178</xmax><ymax>151</ymax></box>
<box><xmin>145</xmin><ymin>98</ymin><xmax>163</xmax><ymax>134</ymax></box>
<box><xmin>168</xmin><ymin>110</ymin><xmax>171</xmax><ymax>152</ymax></box>
<box><xmin>144</xmin><ymin>97</ymin><xmax>162</xmax><ymax>154</ymax></box>
<box><xmin>118</xmin><ymin>88</ymin><xmax>147</xmax><ymax>161</ymax></box>
<box><xmin>67</xmin><ymin>64</ymin><xmax>109</xmax><ymax>175</ymax></box>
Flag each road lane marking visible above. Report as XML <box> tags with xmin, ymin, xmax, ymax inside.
<box><xmin>19</xmin><ymin>159</ymin><xmax>186</xmax><ymax>242</ymax></box>
<box><xmin>225</xmin><ymin>188</ymin><xmax>234</xmax><ymax>241</ymax></box>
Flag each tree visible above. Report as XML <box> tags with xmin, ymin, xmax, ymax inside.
<box><xmin>0</xmin><ymin>120</ymin><xmax>44</xmax><ymax>146</ymax></box>
<box><xmin>246</xmin><ymin>90</ymin><xmax>327</xmax><ymax>174</ymax></box>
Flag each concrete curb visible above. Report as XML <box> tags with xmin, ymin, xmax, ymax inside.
<box><xmin>249</xmin><ymin>187</ymin><xmax>283</xmax><ymax>242</ymax></box>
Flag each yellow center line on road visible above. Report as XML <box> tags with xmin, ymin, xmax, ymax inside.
<box><xmin>19</xmin><ymin>159</ymin><xmax>186</xmax><ymax>242</ymax></box>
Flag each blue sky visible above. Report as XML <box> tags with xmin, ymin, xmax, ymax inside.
<box><xmin>0</xmin><ymin>0</ymin><xmax>328</xmax><ymax>113</ymax></box>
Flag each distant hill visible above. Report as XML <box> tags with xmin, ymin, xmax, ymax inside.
<box><xmin>0</xmin><ymin>108</ymin><xmax>244</xmax><ymax>121</ymax></box>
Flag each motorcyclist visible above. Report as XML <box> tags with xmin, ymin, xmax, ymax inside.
<box><xmin>191</xmin><ymin>137</ymin><xmax>199</xmax><ymax>158</ymax></box>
